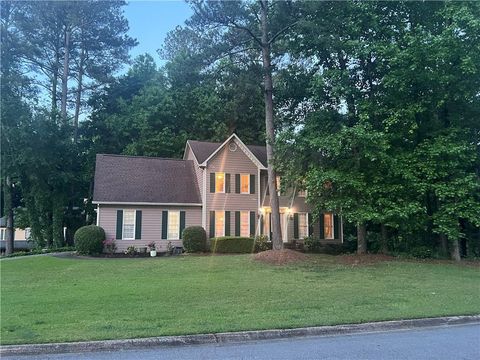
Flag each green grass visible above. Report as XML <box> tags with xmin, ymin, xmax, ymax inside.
<box><xmin>1</xmin><ymin>254</ymin><xmax>479</xmax><ymax>345</ymax></box>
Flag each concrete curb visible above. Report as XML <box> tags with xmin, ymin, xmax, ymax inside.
<box><xmin>1</xmin><ymin>315</ymin><xmax>479</xmax><ymax>357</ymax></box>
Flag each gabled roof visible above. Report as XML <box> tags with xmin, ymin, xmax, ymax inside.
<box><xmin>93</xmin><ymin>154</ymin><xmax>202</xmax><ymax>205</ymax></box>
<box><xmin>186</xmin><ymin>134</ymin><xmax>268</xmax><ymax>168</ymax></box>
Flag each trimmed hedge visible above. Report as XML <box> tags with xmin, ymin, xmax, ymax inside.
<box><xmin>182</xmin><ymin>226</ymin><xmax>207</xmax><ymax>252</ymax></box>
<box><xmin>210</xmin><ymin>236</ymin><xmax>255</xmax><ymax>254</ymax></box>
<box><xmin>74</xmin><ymin>225</ymin><xmax>105</xmax><ymax>255</ymax></box>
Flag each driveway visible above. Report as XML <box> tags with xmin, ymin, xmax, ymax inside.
<box><xmin>6</xmin><ymin>324</ymin><xmax>480</xmax><ymax>360</ymax></box>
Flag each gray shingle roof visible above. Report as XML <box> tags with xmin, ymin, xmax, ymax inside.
<box><xmin>93</xmin><ymin>155</ymin><xmax>201</xmax><ymax>204</ymax></box>
<box><xmin>188</xmin><ymin>140</ymin><xmax>267</xmax><ymax>167</ymax></box>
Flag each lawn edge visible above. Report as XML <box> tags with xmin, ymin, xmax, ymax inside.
<box><xmin>1</xmin><ymin>315</ymin><xmax>479</xmax><ymax>356</ymax></box>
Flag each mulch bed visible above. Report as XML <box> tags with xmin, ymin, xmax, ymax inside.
<box><xmin>253</xmin><ymin>249</ymin><xmax>310</xmax><ymax>265</ymax></box>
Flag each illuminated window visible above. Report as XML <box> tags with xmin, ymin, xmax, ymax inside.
<box><xmin>240</xmin><ymin>174</ymin><xmax>250</xmax><ymax>194</ymax></box>
<box><xmin>276</xmin><ymin>176</ymin><xmax>281</xmax><ymax>195</ymax></box>
<box><xmin>168</xmin><ymin>211</ymin><xmax>180</xmax><ymax>239</ymax></box>
<box><xmin>240</xmin><ymin>211</ymin><xmax>249</xmax><ymax>237</ymax></box>
<box><xmin>297</xmin><ymin>189</ymin><xmax>306</xmax><ymax>197</ymax></box>
<box><xmin>215</xmin><ymin>172</ymin><xmax>225</xmax><ymax>193</ymax></box>
<box><xmin>324</xmin><ymin>213</ymin><xmax>334</xmax><ymax>239</ymax></box>
<box><xmin>299</xmin><ymin>213</ymin><xmax>308</xmax><ymax>239</ymax></box>
<box><xmin>215</xmin><ymin>211</ymin><xmax>225</xmax><ymax>237</ymax></box>
<box><xmin>123</xmin><ymin>210</ymin><xmax>135</xmax><ymax>239</ymax></box>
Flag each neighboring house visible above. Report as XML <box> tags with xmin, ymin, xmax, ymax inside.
<box><xmin>0</xmin><ymin>216</ymin><xmax>32</xmax><ymax>250</ymax></box>
<box><xmin>93</xmin><ymin>134</ymin><xmax>343</xmax><ymax>252</ymax></box>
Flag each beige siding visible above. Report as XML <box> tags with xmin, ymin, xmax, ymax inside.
<box><xmin>206</xmin><ymin>138</ymin><xmax>260</xmax><ymax>237</ymax></box>
<box><xmin>99</xmin><ymin>205</ymin><xmax>201</xmax><ymax>252</ymax></box>
<box><xmin>185</xmin><ymin>144</ymin><xmax>204</xmax><ymax>193</ymax></box>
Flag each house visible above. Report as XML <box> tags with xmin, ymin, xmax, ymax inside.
<box><xmin>93</xmin><ymin>134</ymin><xmax>343</xmax><ymax>252</ymax></box>
<box><xmin>0</xmin><ymin>216</ymin><xmax>32</xmax><ymax>251</ymax></box>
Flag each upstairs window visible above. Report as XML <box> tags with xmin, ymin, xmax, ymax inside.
<box><xmin>324</xmin><ymin>213</ymin><xmax>334</xmax><ymax>239</ymax></box>
<box><xmin>276</xmin><ymin>176</ymin><xmax>281</xmax><ymax>196</ymax></box>
<box><xmin>240</xmin><ymin>174</ymin><xmax>250</xmax><ymax>194</ymax></box>
<box><xmin>123</xmin><ymin>210</ymin><xmax>135</xmax><ymax>239</ymax></box>
<box><xmin>215</xmin><ymin>172</ymin><xmax>225</xmax><ymax>193</ymax></box>
<box><xmin>299</xmin><ymin>213</ymin><xmax>308</xmax><ymax>239</ymax></box>
<box><xmin>297</xmin><ymin>189</ymin><xmax>307</xmax><ymax>197</ymax></box>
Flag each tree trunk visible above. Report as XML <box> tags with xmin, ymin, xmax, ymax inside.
<box><xmin>61</xmin><ymin>28</ymin><xmax>71</xmax><ymax>124</ymax></box>
<box><xmin>439</xmin><ymin>234</ymin><xmax>448</xmax><ymax>257</ymax></box>
<box><xmin>450</xmin><ymin>239</ymin><xmax>461</xmax><ymax>261</ymax></box>
<box><xmin>51</xmin><ymin>35</ymin><xmax>61</xmax><ymax>115</ymax></box>
<box><xmin>380</xmin><ymin>223</ymin><xmax>388</xmax><ymax>254</ymax></box>
<box><xmin>357</xmin><ymin>223</ymin><xmax>367</xmax><ymax>254</ymax></box>
<box><xmin>52</xmin><ymin>199</ymin><xmax>64</xmax><ymax>248</ymax></box>
<box><xmin>4</xmin><ymin>177</ymin><xmax>14</xmax><ymax>255</ymax></box>
<box><xmin>73</xmin><ymin>46</ymin><xmax>85</xmax><ymax>142</ymax></box>
<box><xmin>260</xmin><ymin>0</ymin><xmax>282</xmax><ymax>250</ymax></box>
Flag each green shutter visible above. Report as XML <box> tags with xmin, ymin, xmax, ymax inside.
<box><xmin>235</xmin><ymin>211</ymin><xmax>240</xmax><ymax>236</ymax></box>
<box><xmin>225</xmin><ymin>211</ymin><xmax>230</xmax><ymax>236</ymax></box>
<box><xmin>180</xmin><ymin>211</ymin><xmax>186</xmax><ymax>238</ymax></box>
<box><xmin>209</xmin><ymin>211</ymin><xmax>215</xmax><ymax>238</ymax></box>
<box><xmin>250</xmin><ymin>211</ymin><xmax>256</xmax><ymax>236</ymax></box>
<box><xmin>235</xmin><ymin>174</ymin><xmax>240</xmax><ymax>193</ymax></box>
<box><xmin>319</xmin><ymin>213</ymin><xmax>325</xmax><ymax>239</ymax></box>
<box><xmin>116</xmin><ymin>210</ymin><xmax>123</xmax><ymax>239</ymax></box>
<box><xmin>162</xmin><ymin>211</ymin><xmax>168</xmax><ymax>239</ymax></box>
<box><xmin>250</xmin><ymin>174</ymin><xmax>256</xmax><ymax>194</ymax></box>
<box><xmin>260</xmin><ymin>215</ymin><xmax>264</xmax><ymax>235</ymax></box>
<box><xmin>210</xmin><ymin>173</ymin><xmax>216</xmax><ymax>193</ymax></box>
<box><xmin>225</xmin><ymin>173</ymin><xmax>231</xmax><ymax>193</ymax></box>
<box><xmin>293</xmin><ymin>213</ymin><xmax>299</xmax><ymax>239</ymax></box>
<box><xmin>334</xmin><ymin>214</ymin><xmax>340</xmax><ymax>239</ymax></box>
<box><xmin>308</xmin><ymin>213</ymin><xmax>314</xmax><ymax>236</ymax></box>
<box><xmin>135</xmin><ymin>210</ymin><xmax>142</xmax><ymax>239</ymax></box>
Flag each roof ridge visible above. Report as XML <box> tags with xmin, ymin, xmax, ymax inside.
<box><xmin>97</xmin><ymin>154</ymin><xmax>189</xmax><ymax>162</ymax></box>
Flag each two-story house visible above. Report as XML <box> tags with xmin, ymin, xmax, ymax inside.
<box><xmin>93</xmin><ymin>134</ymin><xmax>343</xmax><ymax>252</ymax></box>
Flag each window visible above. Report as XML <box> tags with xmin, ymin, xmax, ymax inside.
<box><xmin>240</xmin><ymin>174</ymin><xmax>250</xmax><ymax>194</ymax></box>
<box><xmin>276</xmin><ymin>176</ymin><xmax>281</xmax><ymax>195</ymax></box>
<box><xmin>299</xmin><ymin>213</ymin><xmax>308</xmax><ymax>239</ymax></box>
<box><xmin>215</xmin><ymin>172</ymin><xmax>225</xmax><ymax>193</ymax></box>
<box><xmin>297</xmin><ymin>189</ymin><xmax>307</xmax><ymax>197</ymax></box>
<box><xmin>0</xmin><ymin>228</ymin><xmax>5</xmax><ymax>241</ymax></box>
<box><xmin>215</xmin><ymin>211</ymin><xmax>225</xmax><ymax>237</ymax></box>
<box><xmin>324</xmin><ymin>213</ymin><xmax>334</xmax><ymax>239</ymax></box>
<box><xmin>25</xmin><ymin>228</ymin><xmax>31</xmax><ymax>240</ymax></box>
<box><xmin>168</xmin><ymin>211</ymin><xmax>180</xmax><ymax>239</ymax></box>
<box><xmin>240</xmin><ymin>211</ymin><xmax>250</xmax><ymax>237</ymax></box>
<box><xmin>122</xmin><ymin>210</ymin><xmax>135</xmax><ymax>239</ymax></box>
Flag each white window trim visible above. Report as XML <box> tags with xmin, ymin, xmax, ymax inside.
<box><xmin>0</xmin><ymin>228</ymin><xmax>5</xmax><ymax>241</ymax></box>
<box><xmin>167</xmin><ymin>210</ymin><xmax>180</xmax><ymax>240</ymax></box>
<box><xmin>240</xmin><ymin>211</ymin><xmax>250</xmax><ymax>237</ymax></box>
<box><xmin>215</xmin><ymin>210</ymin><xmax>226</xmax><ymax>237</ymax></box>
<box><xmin>324</xmin><ymin>213</ymin><xmax>334</xmax><ymax>240</ymax></box>
<box><xmin>122</xmin><ymin>209</ymin><xmax>136</xmax><ymax>240</ymax></box>
<box><xmin>240</xmin><ymin>174</ymin><xmax>250</xmax><ymax>194</ymax></box>
<box><xmin>215</xmin><ymin>172</ymin><xmax>225</xmax><ymax>193</ymax></box>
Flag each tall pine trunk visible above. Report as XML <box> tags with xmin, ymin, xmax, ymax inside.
<box><xmin>4</xmin><ymin>177</ymin><xmax>14</xmax><ymax>255</ymax></box>
<box><xmin>450</xmin><ymin>239</ymin><xmax>461</xmax><ymax>261</ymax></box>
<box><xmin>61</xmin><ymin>28</ymin><xmax>70</xmax><ymax>124</ymax></box>
<box><xmin>73</xmin><ymin>45</ymin><xmax>85</xmax><ymax>142</ymax></box>
<box><xmin>380</xmin><ymin>223</ymin><xmax>388</xmax><ymax>254</ymax></box>
<box><xmin>357</xmin><ymin>223</ymin><xmax>367</xmax><ymax>254</ymax></box>
<box><xmin>260</xmin><ymin>0</ymin><xmax>282</xmax><ymax>250</ymax></box>
<box><xmin>439</xmin><ymin>234</ymin><xmax>448</xmax><ymax>257</ymax></box>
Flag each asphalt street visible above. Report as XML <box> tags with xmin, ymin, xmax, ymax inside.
<box><xmin>6</xmin><ymin>324</ymin><xmax>480</xmax><ymax>360</ymax></box>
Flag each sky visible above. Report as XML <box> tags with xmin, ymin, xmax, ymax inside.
<box><xmin>124</xmin><ymin>0</ymin><xmax>193</xmax><ymax>66</ymax></box>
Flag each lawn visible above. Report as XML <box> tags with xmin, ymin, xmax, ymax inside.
<box><xmin>1</xmin><ymin>254</ymin><xmax>479</xmax><ymax>345</ymax></box>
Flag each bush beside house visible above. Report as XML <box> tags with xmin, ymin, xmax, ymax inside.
<box><xmin>74</xmin><ymin>225</ymin><xmax>105</xmax><ymax>255</ymax></box>
<box><xmin>210</xmin><ymin>236</ymin><xmax>254</xmax><ymax>253</ymax></box>
<box><xmin>182</xmin><ymin>226</ymin><xmax>207</xmax><ymax>252</ymax></box>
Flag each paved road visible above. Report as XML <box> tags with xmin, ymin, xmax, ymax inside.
<box><xmin>7</xmin><ymin>324</ymin><xmax>480</xmax><ymax>360</ymax></box>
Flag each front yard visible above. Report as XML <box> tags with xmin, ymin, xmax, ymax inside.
<box><xmin>1</xmin><ymin>254</ymin><xmax>479</xmax><ymax>345</ymax></box>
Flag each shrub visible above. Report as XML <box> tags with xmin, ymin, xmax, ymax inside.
<box><xmin>303</xmin><ymin>236</ymin><xmax>322</xmax><ymax>253</ymax></box>
<box><xmin>210</xmin><ymin>237</ymin><xmax>255</xmax><ymax>253</ymax></box>
<box><xmin>124</xmin><ymin>246</ymin><xmax>136</xmax><ymax>256</ymax></box>
<box><xmin>254</xmin><ymin>235</ymin><xmax>271</xmax><ymax>252</ymax></box>
<box><xmin>147</xmin><ymin>242</ymin><xmax>156</xmax><ymax>251</ymax></box>
<box><xmin>182</xmin><ymin>226</ymin><xmax>207</xmax><ymax>252</ymax></box>
<box><xmin>74</xmin><ymin>225</ymin><xmax>105</xmax><ymax>255</ymax></box>
<box><xmin>103</xmin><ymin>239</ymin><xmax>117</xmax><ymax>255</ymax></box>
<box><xmin>410</xmin><ymin>246</ymin><xmax>434</xmax><ymax>259</ymax></box>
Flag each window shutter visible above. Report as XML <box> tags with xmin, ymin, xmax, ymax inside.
<box><xmin>135</xmin><ymin>210</ymin><xmax>142</xmax><ymax>239</ymax></box>
<box><xmin>162</xmin><ymin>211</ymin><xmax>168</xmax><ymax>239</ymax></box>
<box><xmin>308</xmin><ymin>213</ymin><xmax>314</xmax><ymax>236</ymax></box>
<box><xmin>334</xmin><ymin>214</ymin><xmax>340</xmax><ymax>239</ymax></box>
<box><xmin>180</xmin><ymin>211</ymin><xmax>186</xmax><ymax>239</ymax></box>
<box><xmin>225</xmin><ymin>211</ymin><xmax>230</xmax><ymax>236</ymax></box>
<box><xmin>250</xmin><ymin>211</ymin><xmax>256</xmax><ymax>236</ymax></box>
<box><xmin>319</xmin><ymin>213</ymin><xmax>325</xmax><ymax>239</ymax></box>
<box><xmin>250</xmin><ymin>174</ymin><xmax>256</xmax><ymax>194</ymax></box>
<box><xmin>260</xmin><ymin>215</ymin><xmax>264</xmax><ymax>235</ymax></box>
<box><xmin>210</xmin><ymin>173</ymin><xmax>216</xmax><ymax>193</ymax></box>
<box><xmin>235</xmin><ymin>211</ymin><xmax>240</xmax><ymax>236</ymax></box>
<box><xmin>293</xmin><ymin>213</ymin><xmax>299</xmax><ymax>239</ymax></box>
<box><xmin>209</xmin><ymin>211</ymin><xmax>215</xmax><ymax>238</ymax></box>
<box><xmin>235</xmin><ymin>174</ymin><xmax>240</xmax><ymax>193</ymax></box>
<box><xmin>116</xmin><ymin>210</ymin><xmax>123</xmax><ymax>239</ymax></box>
<box><xmin>225</xmin><ymin>173</ymin><xmax>231</xmax><ymax>193</ymax></box>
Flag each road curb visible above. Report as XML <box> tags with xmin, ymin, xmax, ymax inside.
<box><xmin>1</xmin><ymin>315</ymin><xmax>479</xmax><ymax>356</ymax></box>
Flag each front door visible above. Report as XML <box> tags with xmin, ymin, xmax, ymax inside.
<box><xmin>265</xmin><ymin>211</ymin><xmax>288</xmax><ymax>242</ymax></box>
